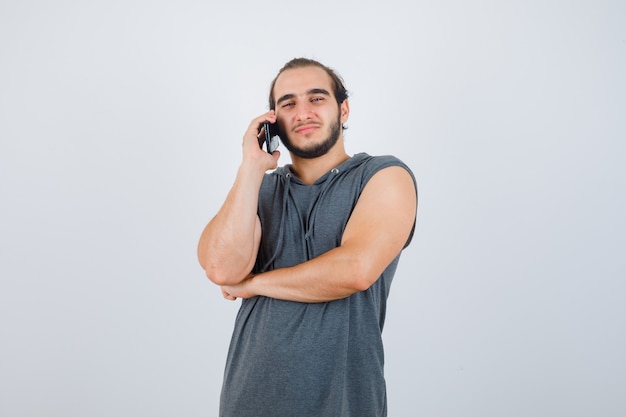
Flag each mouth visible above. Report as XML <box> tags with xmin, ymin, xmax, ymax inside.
<box><xmin>294</xmin><ymin>123</ymin><xmax>320</xmax><ymax>135</ymax></box>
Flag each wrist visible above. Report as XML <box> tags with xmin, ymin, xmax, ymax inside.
<box><xmin>236</xmin><ymin>161</ymin><xmax>266</xmax><ymax>186</ymax></box>
<box><xmin>246</xmin><ymin>273</ymin><xmax>262</xmax><ymax>297</ymax></box>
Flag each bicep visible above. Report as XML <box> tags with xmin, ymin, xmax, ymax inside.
<box><xmin>341</xmin><ymin>166</ymin><xmax>417</xmax><ymax>280</ymax></box>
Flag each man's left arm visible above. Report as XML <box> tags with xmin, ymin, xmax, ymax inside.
<box><xmin>221</xmin><ymin>166</ymin><xmax>417</xmax><ymax>303</ymax></box>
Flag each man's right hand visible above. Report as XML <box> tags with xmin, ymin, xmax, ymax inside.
<box><xmin>242</xmin><ymin>110</ymin><xmax>281</xmax><ymax>172</ymax></box>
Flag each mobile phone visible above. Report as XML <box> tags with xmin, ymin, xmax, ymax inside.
<box><xmin>263</xmin><ymin>121</ymin><xmax>280</xmax><ymax>153</ymax></box>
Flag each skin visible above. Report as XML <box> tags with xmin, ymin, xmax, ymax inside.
<box><xmin>197</xmin><ymin>65</ymin><xmax>417</xmax><ymax>302</ymax></box>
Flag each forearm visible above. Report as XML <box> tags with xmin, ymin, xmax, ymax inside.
<box><xmin>240</xmin><ymin>243</ymin><xmax>381</xmax><ymax>303</ymax></box>
<box><xmin>197</xmin><ymin>163</ymin><xmax>264</xmax><ymax>284</ymax></box>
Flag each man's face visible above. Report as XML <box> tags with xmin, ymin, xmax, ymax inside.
<box><xmin>272</xmin><ymin>66</ymin><xmax>349</xmax><ymax>159</ymax></box>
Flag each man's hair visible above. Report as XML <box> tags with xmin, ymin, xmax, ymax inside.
<box><xmin>268</xmin><ymin>58</ymin><xmax>349</xmax><ymax>111</ymax></box>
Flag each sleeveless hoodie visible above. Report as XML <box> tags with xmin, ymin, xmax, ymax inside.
<box><xmin>220</xmin><ymin>153</ymin><xmax>417</xmax><ymax>417</ymax></box>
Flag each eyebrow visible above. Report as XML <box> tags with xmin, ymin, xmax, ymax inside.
<box><xmin>276</xmin><ymin>88</ymin><xmax>331</xmax><ymax>106</ymax></box>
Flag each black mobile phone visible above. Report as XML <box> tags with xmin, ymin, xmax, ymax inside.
<box><xmin>263</xmin><ymin>121</ymin><xmax>280</xmax><ymax>153</ymax></box>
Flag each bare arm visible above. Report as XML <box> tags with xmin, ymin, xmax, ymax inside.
<box><xmin>222</xmin><ymin>165</ymin><xmax>417</xmax><ymax>302</ymax></box>
<box><xmin>197</xmin><ymin>111</ymin><xmax>280</xmax><ymax>285</ymax></box>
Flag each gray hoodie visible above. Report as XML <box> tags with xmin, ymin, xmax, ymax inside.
<box><xmin>220</xmin><ymin>153</ymin><xmax>417</xmax><ymax>417</ymax></box>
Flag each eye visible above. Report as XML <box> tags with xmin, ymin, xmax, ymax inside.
<box><xmin>311</xmin><ymin>96</ymin><xmax>325</xmax><ymax>103</ymax></box>
<box><xmin>281</xmin><ymin>101</ymin><xmax>295</xmax><ymax>108</ymax></box>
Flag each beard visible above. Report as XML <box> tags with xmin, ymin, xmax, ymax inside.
<box><xmin>278</xmin><ymin>109</ymin><xmax>342</xmax><ymax>159</ymax></box>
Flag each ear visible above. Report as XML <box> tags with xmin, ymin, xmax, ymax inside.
<box><xmin>340</xmin><ymin>99</ymin><xmax>350</xmax><ymax>124</ymax></box>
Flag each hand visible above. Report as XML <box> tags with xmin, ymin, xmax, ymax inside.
<box><xmin>242</xmin><ymin>111</ymin><xmax>281</xmax><ymax>171</ymax></box>
<box><xmin>221</xmin><ymin>286</ymin><xmax>238</xmax><ymax>301</ymax></box>
<box><xmin>221</xmin><ymin>274</ymin><xmax>257</xmax><ymax>301</ymax></box>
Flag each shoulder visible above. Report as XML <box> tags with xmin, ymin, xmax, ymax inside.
<box><xmin>260</xmin><ymin>166</ymin><xmax>290</xmax><ymax>189</ymax></box>
<box><xmin>353</xmin><ymin>153</ymin><xmax>417</xmax><ymax>192</ymax></box>
<box><xmin>363</xmin><ymin>153</ymin><xmax>413</xmax><ymax>172</ymax></box>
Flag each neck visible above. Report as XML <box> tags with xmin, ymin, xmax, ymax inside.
<box><xmin>289</xmin><ymin>141</ymin><xmax>350</xmax><ymax>185</ymax></box>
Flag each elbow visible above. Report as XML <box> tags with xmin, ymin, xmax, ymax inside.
<box><xmin>204</xmin><ymin>269</ymin><xmax>226</xmax><ymax>286</ymax></box>
<box><xmin>350</xmin><ymin>261</ymin><xmax>380</xmax><ymax>293</ymax></box>
<box><xmin>201</xmin><ymin>258</ymin><xmax>250</xmax><ymax>286</ymax></box>
<box><xmin>198</xmin><ymin>246</ymin><xmax>247</xmax><ymax>286</ymax></box>
<box><xmin>353</xmin><ymin>275</ymin><xmax>375</xmax><ymax>292</ymax></box>
<box><xmin>202</xmin><ymin>264</ymin><xmax>241</xmax><ymax>286</ymax></box>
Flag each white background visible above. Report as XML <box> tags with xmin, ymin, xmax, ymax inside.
<box><xmin>1</xmin><ymin>1</ymin><xmax>624</xmax><ymax>416</ymax></box>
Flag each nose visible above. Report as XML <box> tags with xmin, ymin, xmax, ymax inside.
<box><xmin>295</xmin><ymin>103</ymin><xmax>313</xmax><ymax>121</ymax></box>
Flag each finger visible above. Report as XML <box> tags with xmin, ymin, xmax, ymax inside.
<box><xmin>246</xmin><ymin>111</ymin><xmax>277</xmax><ymax>140</ymax></box>
<box><xmin>221</xmin><ymin>287</ymin><xmax>237</xmax><ymax>301</ymax></box>
<box><xmin>257</xmin><ymin>124</ymin><xmax>267</xmax><ymax>148</ymax></box>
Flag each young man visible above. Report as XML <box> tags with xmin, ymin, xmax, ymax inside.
<box><xmin>197</xmin><ymin>58</ymin><xmax>418</xmax><ymax>417</ymax></box>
